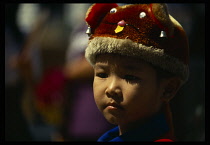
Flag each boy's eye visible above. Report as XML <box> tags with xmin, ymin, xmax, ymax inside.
<box><xmin>96</xmin><ymin>73</ymin><xmax>108</xmax><ymax>78</ymax></box>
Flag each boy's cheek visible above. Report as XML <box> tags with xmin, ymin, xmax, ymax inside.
<box><xmin>93</xmin><ymin>81</ymin><xmax>103</xmax><ymax>96</ymax></box>
<box><xmin>93</xmin><ymin>78</ymin><xmax>100</xmax><ymax>88</ymax></box>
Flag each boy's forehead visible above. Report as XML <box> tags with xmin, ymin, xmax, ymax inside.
<box><xmin>96</xmin><ymin>54</ymin><xmax>136</xmax><ymax>62</ymax></box>
<box><xmin>95</xmin><ymin>54</ymin><xmax>151</xmax><ymax>69</ymax></box>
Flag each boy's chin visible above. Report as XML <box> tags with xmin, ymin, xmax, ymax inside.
<box><xmin>104</xmin><ymin>114</ymin><xmax>120</xmax><ymax>125</ymax></box>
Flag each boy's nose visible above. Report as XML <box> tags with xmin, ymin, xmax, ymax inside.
<box><xmin>105</xmin><ymin>77</ymin><xmax>122</xmax><ymax>99</ymax></box>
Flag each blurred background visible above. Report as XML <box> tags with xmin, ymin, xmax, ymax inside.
<box><xmin>5</xmin><ymin>3</ymin><xmax>205</xmax><ymax>142</ymax></box>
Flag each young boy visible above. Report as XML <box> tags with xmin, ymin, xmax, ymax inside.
<box><xmin>84</xmin><ymin>3</ymin><xmax>189</xmax><ymax>142</ymax></box>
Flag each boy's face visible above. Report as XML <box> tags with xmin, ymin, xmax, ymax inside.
<box><xmin>93</xmin><ymin>54</ymin><xmax>166</xmax><ymax>127</ymax></box>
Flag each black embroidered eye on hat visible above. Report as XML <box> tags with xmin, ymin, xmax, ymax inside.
<box><xmin>85</xmin><ymin>3</ymin><xmax>189</xmax><ymax>83</ymax></box>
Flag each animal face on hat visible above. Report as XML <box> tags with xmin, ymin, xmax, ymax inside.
<box><xmin>85</xmin><ymin>3</ymin><xmax>189</xmax><ymax>83</ymax></box>
<box><xmin>86</xmin><ymin>4</ymin><xmax>173</xmax><ymax>45</ymax></box>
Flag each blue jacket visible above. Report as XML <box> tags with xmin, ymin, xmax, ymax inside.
<box><xmin>97</xmin><ymin>113</ymin><xmax>173</xmax><ymax>142</ymax></box>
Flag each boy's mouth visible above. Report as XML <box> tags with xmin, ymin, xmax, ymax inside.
<box><xmin>106</xmin><ymin>102</ymin><xmax>124</xmax><ymax>110</ymax></box>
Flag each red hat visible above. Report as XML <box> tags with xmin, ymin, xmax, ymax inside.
<box><xmin>85</xmin><ymin>3</ymin><xmax>189</xmax><ymax>83</ymax></box>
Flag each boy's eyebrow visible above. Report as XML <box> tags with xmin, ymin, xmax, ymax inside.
<box><xmin>94</xmin><ymin>62</ymin><xmax>143</xmax><ymax>72</ymax></box>
<box><xmin>122</xmin><ymin>64</ymin><xmax>143</xmax><ymax>72</ymax></box>
<box><xmin>94</xmin><ymin>63</ymin><xmax>108</xmax><ymax>69</ymax></box>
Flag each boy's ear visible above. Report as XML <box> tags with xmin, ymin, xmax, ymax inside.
<box><xmin>161</xmin><ymin>77</ymin><xmax>182</xmax><ymax>102</ymax></box>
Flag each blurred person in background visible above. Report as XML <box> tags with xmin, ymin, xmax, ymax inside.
<box><xmin>16</xmin><ymin>3</ymin><xmax>70</xmax><ymax>141</ymax></box>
